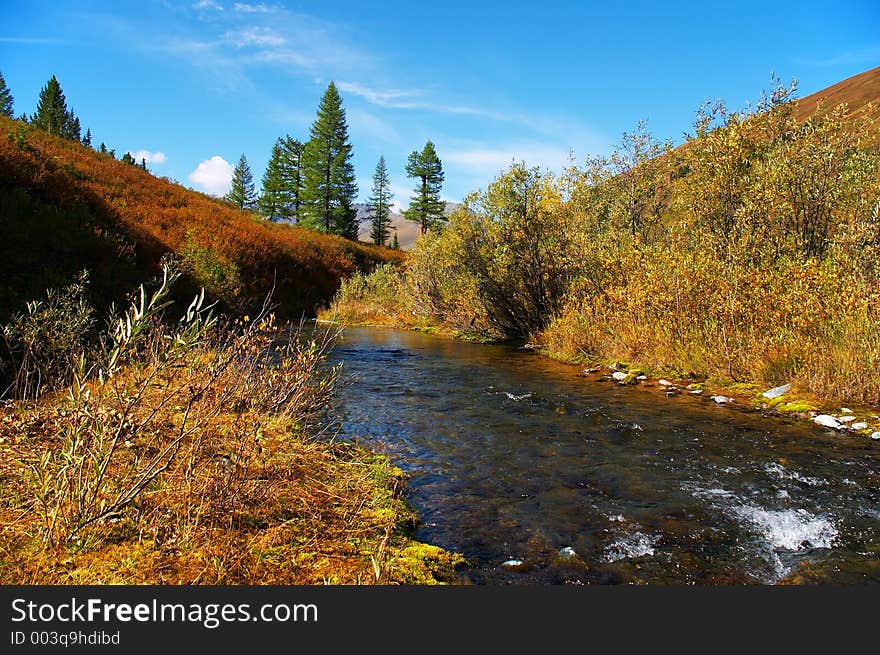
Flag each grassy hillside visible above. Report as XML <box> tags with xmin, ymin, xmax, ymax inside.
<box><xmin>792</xmin><ymin>65</ymin><xmax>880</xmax><ymax>125</ymax></box>
<box><xmin>0</xmin><ymin>116</ymin><xmax>403</xmax><ymax>323</ymax></box>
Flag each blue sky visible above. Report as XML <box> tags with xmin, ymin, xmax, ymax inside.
<box><xmin>2</xmin><ymin>1</ymin><xmax>878</xmax><ymax>206</ymax></box>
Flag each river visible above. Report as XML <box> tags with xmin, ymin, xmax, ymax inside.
<box><xmin>328</xmin><ymin>326</ymin><xmax>880</xmax><ymax>584</ymax></box>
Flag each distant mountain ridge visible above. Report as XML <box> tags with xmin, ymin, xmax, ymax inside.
<box><xmin>354</xmin><ymin>201</ymin><xmax>461</xmax><ymax>250</ymax></box>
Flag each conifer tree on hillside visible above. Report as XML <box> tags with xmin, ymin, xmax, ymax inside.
<box><xmin>403</xmin><ymin>141</ymin><xmax>445</xmax><ymax>234</ymax></box>
<box><xmin>31</xmin><ymin>75</ymin><xmax>81</xmax><ymax>140</ymax></box>
<box><xmin>226</xmin><ymin>154</ymin><xmax>257</xmax><ymax>210</ymax></box>
<box><xmin>301</xmin><ymin>82</ymin><xmax>358</xmax><ymax>236</ymax></box>
<box><xmin>0</xmin><ymin>71</ymin><xmax>14</xmax><ymax>118</ymax></box>
<box><xmin>368</xmin><ymin>156</ymin><xmax>393</xmax><ymax>247</ymax></box>
<box><xmin>259</xmin><ymin>136</ymin><xmax>305</xmax><ymax>222</ymax></box>
<box><xmin>82</xmin><ymin>128</ymin><xmax>92</xmax><ymax>148</ymax></box>
<box><xmin>391</xmin><ymin>231</ymin><xmax>400</xmax><ymax>250</ymax></box>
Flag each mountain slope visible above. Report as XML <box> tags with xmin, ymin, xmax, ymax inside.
<box><xmin>793</xmin><ymin>65</ymin><xmax>880</xmax><ymax>124</ymax></box>
<box><xmin>0</xmin><ymin>117</ymin><xmax>402</xmax><ymax>322</ymax></box>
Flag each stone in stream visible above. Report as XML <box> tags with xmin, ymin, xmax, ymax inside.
<box><xmin>658</xmin><ymin>379</ymin><xmax>673</xmax><ymax>387</ymax></box>
<box><xmin>501</xmin><ymin>559</ymin><xmax>528</xmax><ymax>571</ymax></box>
<box><xmin>711</xmin><ymin>395</ymin><xmax>733</xmax><ymax>404</ymax></box>
<box><xmin>851</xmin><ymin>422</ymin><xmax>868</xmax><ymax>431</ymax></box>
<box><xmin>813</xmin><ymin>414</ymin><xmax>843</xmax><ymax>430</ymax></box>
<box><xmin>558</xmin><ymin>546</ymin><xmax>577</xmax><ymax>559</ymax></box>
<box><xmin>762</xmin><ymin>383</ymin><xmax>792</xmax><ymax>399</ymax></box>
<box><xmin>612</xmin><ymin>371</ymin><xmax>629</xmax><ymax>381</ymax></box>
<box><xmin>871</xmin><ymin>431</ymin><xmax>880</xmax><ymax>441</ymax></box>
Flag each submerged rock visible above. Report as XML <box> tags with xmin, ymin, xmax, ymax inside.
<box><xmin>813</xmin><ymin>414</ymin><xmax>843</xmax><ymax>430</ymax></box>
<box><xmin>501</xmin><ymin>559</ymin><xmax>525</xmax><ymax>569</ymax></box>
<box><xmin>558</xmin><ymin>546</ymin><xmax>577</xmax><ymax>559</ymax></box>
<box><xmin>762</xmin><ymin>383</ymin><xmax>792</xmax><ymax>399</ymax></box>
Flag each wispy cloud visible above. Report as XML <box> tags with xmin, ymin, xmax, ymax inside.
<box><xmin>794</xmin><ymin>46</ymin><xmax>880</xmax><ymax>68</ymax></box>
<box><xmin>0</xmin><ymin>36</ymin><xmax>68</xmax><ymax>44</ymax></box>
<box><xmin>224</xmin><ymin>26</ymin><xmax>285</xmax><ymax>48</ymax></box>
<box><xmin>337</xmin><ymin>81</ymin><xmax>506</xmax><ymax>119</ymax></box>
<box><xmin>192</xmin><ymin>0</ymin><xmax>224</xmax><ymax>11</ymax></box>
<box><xmin>233</xmin><ymin>3</ymin><xmax>274</xmax><ymax>13</ymax></box>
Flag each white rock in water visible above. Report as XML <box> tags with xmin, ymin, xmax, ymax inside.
<box><xmin>762</xmin><ymin>383</ymin><xmax>792</xmax><ymax>399</ymax></box>
<box><xmin>636</xmin><ymin>375</ymin><xmax>648</xmax><ymax>381</ymax></box>
<box><xmin>612</xmin><ymin>371</ymin><xmax>629</xmax><ymax>381</ymax></box>
<box><xmin>841</xmin><ymin>408</ymin><xmax>853</xmax><ymax>414</ymax></box>
<box><xmin>851</xmin><ymin>422</ymin><xmax>868</xmax><ymax>431</ymax></box>
<box><xmin>871</xmin><ymin>432</ymin><xmax>880</xmax><ymax>440</ymax></box>
<box><xmin>813</xmin><ymin>414</ymin><xmax>843</xmax><ymax>430</ymax></box>
<box><xmin>501</xmin><ymin>559</ymin><xmax>524</xmax><ymax>568</ymax></box>
<box><xmin>711</xmin><ymin>395</ymin><xmax>732</xmax><ymax>404</ymax></box>
<box><xmin>689</xmin><ymin>389</ymin><xmax>704</xmax><ymax>395</ymax></box>
<box><xmin>558</xmin><ymin>547</ymin><xmax>577</xmax><ymax>559</ymax></box>
<box><xmin>837</xmin><ymin>415</ymin><xmax>856</xmax><ymax>423</ymax></box>
<box><xmin>658</xmin><ymin>379</ymin><xmax>673</xmax><ymax>387</ymax></box>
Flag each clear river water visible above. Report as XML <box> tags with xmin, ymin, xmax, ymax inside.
<box><xmin>328</xmin><ymin>326</ymin><xmax>880</xmax><ymax>584</ymax></box>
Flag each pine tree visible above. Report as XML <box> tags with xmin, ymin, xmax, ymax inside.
<box><xmin>391</xmin><ymin>231</ymin><xmax>400</xmax><ymax>250</ymax></box>
<box><xmin>368</xmin><ymin>156</ymin><xmax>393</xmax><ymax>246</ymax></box>
<box><xmin>403</xmin><ymin>141</ymin><xmax>445</xmax><ymax>234</ymax></box>
<box><xmin>82</xmin><ymin>128</ymin><xmax>92</xmax><ymax>148</ymax></box>
<box><xmin>100</xmin><ymin>142</ymin><xmax>107</xmax><ymax>154</ymax></box>
<box><xmin>226</xmin><ymin>154</ymin><xmax>257</xmax><ymax>210</ymax></box>
<box><xmin>301</xmin><ymin>82</ymin><xmax>358</xmax><ymax>235</ymax></box>
<box><xmin>122</xmin><ymin>152</ymin><xmax>135</xmax><ymax>165</ymax></box>
<box><xmin>0</xmin><ymin>71</ymin><xmax>14</xmax><ymax>118</ymax></box>
<box><xmin>31</xmin><ymin>75</ymin><xmax>77</xmax><ymax>138</ymax></box>
<box><xmin>259</xmin><ymin>136</ymin><xmax>304</xmax><ymax>222</ymax></box>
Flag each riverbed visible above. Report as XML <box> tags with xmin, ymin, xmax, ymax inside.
<box><xmin>328</xmin><ymin>326</ymin><xmax>880</xmax><ymax>584</ymax></box>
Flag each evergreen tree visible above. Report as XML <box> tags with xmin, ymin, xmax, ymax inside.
<box><xmin>141</xmin><ymin>158</ymin><xmax>147</xmax><ymax>170</ymax></box>
<box><xmin>367</xmin><ymin>156</ymin><xmax>393</xmax><ymax>246</ymax></box>
<box><xmin>82</xmin><ymin>128</ymin><xmax>92</xmax><ymax>148</ymax></box>
<box><xmin>31</xmin><ymin>75</ymin><xmax>79</xmax><ymax>139</ymax></box>
<box><xmin>301</xmin><ymin>82</ymin><xmax>358</xmax><ymax>235</ymax></box>
<box><xmin>259</xmin><ymin>136</ymin><xmax>304</xmax><ymax>222</ymax></box>
<box><xmin>226</xmin><ymin>154</ymin><xmax>257</xmax><ymax>210</ymax></box>
<box><xmin>121</xmin><ymin>152</ymin><xmax>135</xmax><ymax>165</ymax></box>
<box><xmin>100</xmin><ymin>142</ymin><xmax>107</xmax><ymax>154</ymax></box>
<box><xmin>391</xmin><ymin>231</ymin><xmax>400</xmax><ymax>250</ymax></box>
<box><xmin>403</xmin><ymin>141</ymin><xmax>445</xmax><ymax>234</ymax></box>
<box><xmin>0</xmin><ymin>70</ymin><xmax>14</xmax><ymax>118</ymax></box>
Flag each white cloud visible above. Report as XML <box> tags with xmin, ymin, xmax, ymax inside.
<box><xmin>188</xmin><ymin>156</ymin><xmax>234</xmax><ymax>196</ymax></box>
<box><xmin>128</xmin><ymin>150</ymin><xmax>167</xmax><ymax>165</ymax></box>
<box><xmin>225</xmin><ymin>26</ymin><xmax>285</xmax><ymax>48</ymax></box>
<box><xmin>192</xmin><ymin>0</ymin><xmax>223</xmax><ymax>11</ymax></box>
<box><xmin>233</xmin><ymin>2</ymin><xmax>273</xmax><ymax>12</ymax></box>
<box><xmin>337</xmin><ymin>80</ymin><xmax>505</xmax><ymax>119</ymax></box>
<box><xmin>347</xmin><ymin>108</ymin><xmax>400</xmax><ymax>143</ymax></box>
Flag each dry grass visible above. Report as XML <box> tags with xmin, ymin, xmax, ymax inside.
<box><xmin>0</xmin><ymin>272</ymin><xmax>461</xmax><ymax>585</ymax></box>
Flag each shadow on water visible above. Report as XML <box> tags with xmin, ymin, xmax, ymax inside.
<box><xmin>328</xmin><ymin>326</ymin><xmax>880</xmax><ymax>584</ymax></box>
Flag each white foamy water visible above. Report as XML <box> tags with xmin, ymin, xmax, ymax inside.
<box><xmin>733</xmin><ymin>506</ymin><xmax>838</xmax><ymax>551</ymax></box>
<box><xmin>604</xmin><ymin>532</ymin><xmax>658</xmax><ymax>562</ymax></box>
<box><xmin>503</xmin><ymin>392</ymin><xmax>533</xmax><ymax>402</ymax></box>
<box><xmin>763</xmin><ymin>462</ymin><xmax>826</xmax><ymax>487</ymax></box>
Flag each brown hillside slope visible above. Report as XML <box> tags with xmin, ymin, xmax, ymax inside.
<box><xmin>793</xmin><ymin>65</ymin><xmax>880</xmax><ymax>123</ymax></box>
<box><xmin>0</xmin><ymin>116</ymin><xmax>403</xmax><ymax>321</ymax></box>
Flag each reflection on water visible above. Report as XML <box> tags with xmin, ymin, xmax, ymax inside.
<box><xmin>329</xmin><ymin>327</ymin><xmax>880</xmax><ymax>584</ymax></box>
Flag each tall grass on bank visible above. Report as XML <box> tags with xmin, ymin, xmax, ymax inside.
<box><xmin>0</xmin><ymin>268</ymin><xmax>461</xmax><ymax>584</ymax></box>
